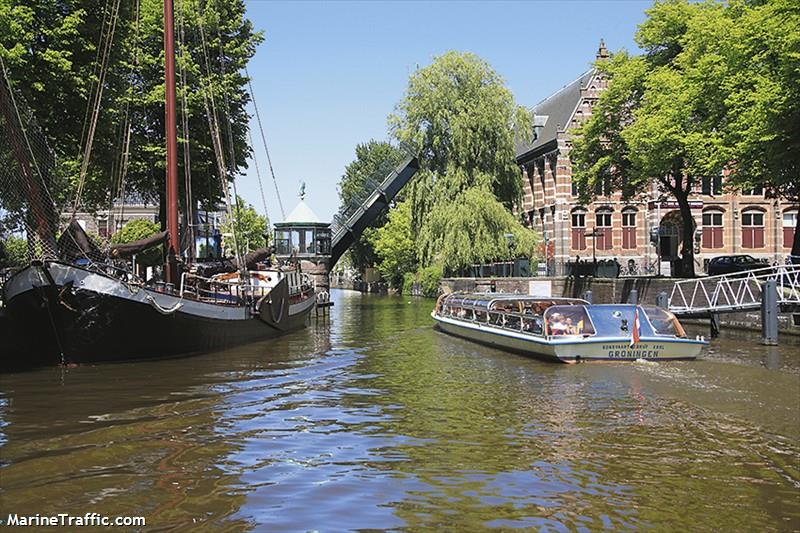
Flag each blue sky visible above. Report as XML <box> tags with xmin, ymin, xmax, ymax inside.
<box><xmin>239</xmin><ymin>0</ymin><xmax>651</xmax><ymax>224</ymax></box>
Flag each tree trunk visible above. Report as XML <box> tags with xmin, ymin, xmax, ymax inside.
<box><xmin>675</xmin><ymin>188</ymin><xmax>696</xmax><ymax>277</ymax></box>
<box><xmin>792</xmin><ymin>219</ymin><xmax>800</xmax><ymax>264</ymax></box>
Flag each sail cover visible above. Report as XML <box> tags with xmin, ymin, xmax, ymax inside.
<box><xmin>58</xmin><ymin>219</ymin><xmax>106</xmax><ymax>263</ymax></box>
<box><xmin>109</xmin><ymin>230</ymin><xmax>169</xmax><ymax>258</ymax></box>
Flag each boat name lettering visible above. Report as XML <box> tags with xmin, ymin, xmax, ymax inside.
<box><xmin>601</xmin><ymin>344</ymin><xmax>665</xmax><ymax>359</ymax></box>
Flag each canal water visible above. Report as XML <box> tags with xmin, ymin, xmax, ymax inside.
<box><xmin>1</xmin><ymin>290</ymin><xmax>798</xmax><ymax>531</ymax></box>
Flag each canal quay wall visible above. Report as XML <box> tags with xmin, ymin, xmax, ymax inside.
<box><xmin>440</xmin><ymin>276</ymin><xmax>800</xmax><ymax>335</ymax></box>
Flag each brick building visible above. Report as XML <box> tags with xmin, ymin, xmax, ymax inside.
<box><xmin>515</xmin><ymin>41</ymin><xmax>798</xmax><ymax>276</ymax></box>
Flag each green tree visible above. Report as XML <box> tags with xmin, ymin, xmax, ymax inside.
<box><xmin>714</xmin><ymin>0</ymin><xmax>800</xmax><ymax>258</ymax></box>
<box><xmin>0</xmin><ymin>0</ymin><xmax>262</xmax><ymax>221</ymax></box>
<box><xmin>0</xmin><ymin>235</ymin><xmax>27</xmax><ymax>268</ymax></box>
<box><xmin>369</xmin><ymin>199</ymin><xmax>416</xmax><ymax>289</ymax></box>
<box><xmin>571</xmin><ymin>1</ymin><xmax>731</xmax><ymax>277</ymax></box>
<box><xmin>389</xmin><ymin>51</ymin><xmax>535</xmax><ymax>271</ymax></box>
<box><xmin>337</xmin><ymin>140</ymin><xmax>405</xmax><ymax>271</ymax></box>
<box><xmin>111</xmin><ymin>218</ymin><xmax>162</xmax><ymax>266</ymax></box>
<box><xmin>221</xmin><ymin>195</ymin><xmax>269</xmax><ymax>256</ymax></box>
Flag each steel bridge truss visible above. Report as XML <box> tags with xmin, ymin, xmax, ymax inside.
<box><xmin>668</xmin><ymin>265</ymin><xmax>800</xmax><ymax>316</ymax></box>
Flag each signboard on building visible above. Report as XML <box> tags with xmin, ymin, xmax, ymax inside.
<box><xmin>528</xmin><ymin>280</ymin><xmax>552</xmax><ymax>297</ymax></box>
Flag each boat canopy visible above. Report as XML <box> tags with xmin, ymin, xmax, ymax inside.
<box><xmin>441</xmin><ymin>293</ymin><xmax>587</xmax><ymax>313</ymax></box>
<box><xmin>543</xmin><ymin>304</ymin><xmax>687</xmax><ymax>339</ymax></box>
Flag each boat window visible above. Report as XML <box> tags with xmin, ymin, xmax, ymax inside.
<box><xmin>543</xmin><ymin>305</ymin><xmax>595</xmax><ymax>336</ymax></box>
<box><xmin>583</xmin><ymin>305</ymin><xmax>656</xmax><ymax>338</ymax></box>
<box><xmin>642</xmin><ymin>306</ymin><xmax>686</xmax><ymax>338</ymax></box>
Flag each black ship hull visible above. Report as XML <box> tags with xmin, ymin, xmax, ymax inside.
<box><xmin>2</xmin><ymin>262</ymin><xmax>315</xmax><ymax>370</ymax></box>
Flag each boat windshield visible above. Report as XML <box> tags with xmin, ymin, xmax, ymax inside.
<box><xmin>642</xmin><ymin>306</ymin><xmax>686</xmax><ymax>338</ymax></box>
<box><xmin>580</xmin><ymin>305</ymin><xmax>664</xmax><ymax>338</ymax></box>
<box><xmin>542</xmin><ymin>305</ymin><xmax>595</xmax><ymax>336</ymax></box>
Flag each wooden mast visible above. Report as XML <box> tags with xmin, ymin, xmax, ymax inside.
<box><xmin>164</xmin><ymin>0</ymin><xmax>179</xmax><ymax>284</ymax></box>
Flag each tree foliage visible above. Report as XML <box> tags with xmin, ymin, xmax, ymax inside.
<box><xmin>417</xmin><ymin>187</ymin><xmax>540</xmax><ymax>272</ymax></box>
<box><xmin>111</xmin><ymin>218</ymin><xmax>162</xmax><ymax>266</ymax></box>
<box><xmin>388</xmin><ymin>51</ymin><xmax>536</xmax><ymax>272</ymax></box>
<box><xmin>571</xmin><ymin>1</ymin><xmax>734</xmax><ymax>277</ymax></box>
<box><xmin>337</xmin><ymin>140</ymin><xmax>405</xmax><ymax>271</ymax></box>
<box><xmin>571</xmin><ymin>0</ymin><xmax>800</xmax><ymax>271</ymax></box>
<box><xmin>221</xmin><ymin>195</ymin><xmax>269</xmax><ymax>256</ymax></box>
<box><xmin>0</xmin><ymin>235</ymin><xmax>26</xmax><ymax>268</ymax></box>
<box><xmin>0</xmin><ymin>0</ymin><xmax>262</xmax><ymax>220</ymax></box>
<box><xmin>369</xmin><ymin>199</ymin><xmax>415</xmax><ymax>289</ymax></box>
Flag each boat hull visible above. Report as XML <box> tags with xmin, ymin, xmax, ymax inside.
<box><xmin>433</xmin><ymin>314</ymin><xmax>705</xmax><ymax>363</ymax></box>
<box><xmin>2</xmin><ymin>263</ymin><xmax>315</xmax><ymax>370</ymax></box>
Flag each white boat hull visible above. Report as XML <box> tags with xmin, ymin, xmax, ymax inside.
<box><xmin>433</xmin><ymin>313</ymin><xmax>705</xmax><ymax>363</ymax></box>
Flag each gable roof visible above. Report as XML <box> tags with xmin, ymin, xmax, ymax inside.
<box><xmin>515</xmin><ymin>69</ymin><xmax>596</xmax><ymax>162</ymax></box>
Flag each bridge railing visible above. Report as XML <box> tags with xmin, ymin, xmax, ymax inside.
<box><xmin>669</xmin><ymin>264</ymin><xmax>800</xmax><ymax>315</ymax></box>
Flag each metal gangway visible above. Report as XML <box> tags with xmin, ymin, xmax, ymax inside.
<box><xmin>669</xmin><ymin>264</ymin><xmax>800</xmax><ymax>317</ymax></box>
<box><xmin>329</xmin><ymin>153</ymin><xmax>419</xmax><ymax>267</ymax></box>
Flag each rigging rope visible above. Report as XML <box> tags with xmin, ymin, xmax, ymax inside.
<box><xmin>109</xmin><ymin>0</ymin><xmax>142</xmax><ymax>238</ymax></box>
<box><xmin>196</xmin><ymin>0</ymin><xmax>244</xmax><ymax>272</ymax></box>
<box><xmin>72</xmin><ymin>0</ymin><xmax>123</xmax><ymax>215</ymax></box>
<box><xmin>178</xmin><ymin>0</ymin><xmax>194</xmax><ymax>259</ymax></box>
<box><xmin>246</xmin><ymin>66</ymin><xmax>286</xmax><ymax>220</ymax></box>
<box><xmin>247</xmin><ymin>125</ymin><xmax>270</xmax><ymax>223</ymax></box>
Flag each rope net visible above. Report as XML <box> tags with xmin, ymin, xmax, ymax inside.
<box><xmin>0</xmin><ymin>66</ymin><xmax>65</xmax><ymax>263</ymax></box>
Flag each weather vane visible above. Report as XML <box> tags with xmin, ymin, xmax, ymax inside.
<box><xmin>299</xmin><ymin>182</ymin><xmax>306</xmax><ymax>201</ymax></box>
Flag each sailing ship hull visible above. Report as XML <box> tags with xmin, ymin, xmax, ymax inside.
<box><xmin>433</xmin><ymin>314</ymin><xmax>705</xmax><ymax>363</ymax></box>
<box><xmin>2</xmin><ymin>262</ymin><xmax>315</xmax><ymax>370</ymax></box>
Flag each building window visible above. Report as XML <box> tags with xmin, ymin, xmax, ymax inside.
<box><xmin>742</xmin><ymin>186</ymin><xmax>764</xmax><ymax>196</ymax></box>
<box><xmin>784</xmin><ymin>210</ymin><xmax>798</xmax><ymax>249</ymax></box>
<box><xmin>571</xmin><ymin>210</ymin><xmax>586</xmax><ymax>250</ymax></box>
<box><xmin>741</xmin><ymin>209</ymin><xmax>765</xmax><ymax>248</ymax></box>
<box><xmin>622</xmin><ymin>208</ymin><xmax>636</xmax><ymax>249</ymax></box>
<box><xmin>594</xmin><ymin>172</ymin><xmax>613</xmax><ymax>197</ymax></box>
<box><xmin>702</xmin><ymin>210</ymin><xmax>724</xmax><ymax>249</ymax></box>
<box><xmin>701</xmin><ymin>174</ymin><xmax>723</xmax><ymax>196</ymax></box>
<box><xmin>595</xmin><ymin>209</ymin><xmax>613</xmax><ymax>250</ymax></box>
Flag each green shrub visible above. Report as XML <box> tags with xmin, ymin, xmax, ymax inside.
<box><xmin>419</xmin><ymin>264</ymin><xmax>443</xmax><ymax>298</ymax></box>
<box><xmin>402</xmin><ymin>271</ymin><xmax>416</xmax><ymax>296</ymax></box>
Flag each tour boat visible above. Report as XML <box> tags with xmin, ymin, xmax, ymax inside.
<box><xmin>432</xmin><ymin>293</ymin><xmax>707</xmax><ymax>363</ymax></box>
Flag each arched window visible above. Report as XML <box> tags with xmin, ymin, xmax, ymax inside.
<box><xmin>702</xmin><ymin>208</ymin><xmax>724</xmax><ymax>249</ymax></box>
<box><xmin>784</xmin><ymin>209</ymin><xmax>798</xmax><ymax>249</ymax></box>
<box><xmin>741</xmin><ymin>208</ymin><xmax>765</xmax><ymax>248</ymax></box>
<box><xmin>622</xmin><ymin>207</ymin><xmax>637</xmax><ymax>249</ymax></box>
<box><xmin>595</xmin><ymin>208</ymin><xmax>613</xmax><ymax>250</ymax></box>
<box><xmin>571</xmin><ymin>208</ymin><xmax>587</xmax><ymax>250</ymax></box>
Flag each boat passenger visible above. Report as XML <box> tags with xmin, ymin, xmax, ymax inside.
<box><xmin>550</xmin><ymin>314</ymin><xmax>568</xmax><ymax>335</ymax></box>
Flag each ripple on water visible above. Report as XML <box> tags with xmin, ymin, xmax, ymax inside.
<box><xmin>0</xmin><ymin>292</ymin><xmax>798</xmax><ymax>531</ymax></box>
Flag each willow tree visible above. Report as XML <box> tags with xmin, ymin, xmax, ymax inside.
<box><xmin>571</xmin><ymin>1</ymin><xmax>731</xmax><ymax>278</ymax></box>
<box><xmin>389</xmin><ymin>51</ymin><xmax>537</xmax><ymax>271</ymax></box>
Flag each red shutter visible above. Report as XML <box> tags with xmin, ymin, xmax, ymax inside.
<box><xmin>598</xmin><ymin>228</ymin><xmax>611</xmax><ymax>250</ymax></box>
<box><xmin>742</xmin><ymin>228</ymin><xmax>753</xmax><ymax>248</ymax></box>
<box><xmin>712</xmin><ymin>227</ymin><xmax>723</xmax><ymax>249</ymax></box>
<box><xmin>623</xmin><ymin>227</ymin><xmax>636</xmax><ymax>249</ymax></box>
<box><xmin>754</xmin><ymin>228</ymin><xmax>764</xmax><ymax>248</ymax></box>
<box><xmin>785</xmin><ymin>227</ymin><xmax>794</xmax><ymax>249</ymax></box>
<box><xmin>572</xmin><ymin>229</ymin><xmax>586</xmax><ymax>250</ymax></box>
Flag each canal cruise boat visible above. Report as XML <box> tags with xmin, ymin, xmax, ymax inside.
<box><xmin>432</xmin><ymin>293</ymin><xmax>707</xmax><ymax>363</ymax></box>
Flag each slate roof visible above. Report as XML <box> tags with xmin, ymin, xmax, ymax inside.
<box><xmin>515</xmin><ymin>69</ymin><xmax>596</xmax><ymax>162</ymax></box>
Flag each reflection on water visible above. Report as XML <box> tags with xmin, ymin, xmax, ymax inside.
<box><xmin>1</xmin><ymin>290</ymin><xmax>798</xmax><ymax>531</ymax></box>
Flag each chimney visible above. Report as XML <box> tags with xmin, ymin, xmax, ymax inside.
<box><xmin>596</xmin><ymin>39</ymin><xmax>609</xmax><ymax>61</ymax></box>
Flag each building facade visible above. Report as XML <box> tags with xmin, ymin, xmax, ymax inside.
<box><xmin>515</xmin><ymin>42</ymin><xmax>798</xmax><ymax>276</ymax></box>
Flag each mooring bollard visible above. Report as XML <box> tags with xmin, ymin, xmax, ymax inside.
<box><xmin>761</xmin><ymin>279</ymin><xmax>778</xmax><ymax>345</ymax></box>
<box><xmin>582</xmin><ymin>290</ymin><xmax>593</xmax><ymax>304</ymax></box>
<box><xmin>709</xmin><ymin>312</ymin><xmax>721</xmax><ymax>338</ymax></box>
<box><xmin>656</xmin><ymin>291</ymin><xmax>668</xmax><ymax>309</ymax></box>
<box><xmin>628</xmin><ymin>289</ymin><xmax>638</xmax><ymax>305</ymax></box>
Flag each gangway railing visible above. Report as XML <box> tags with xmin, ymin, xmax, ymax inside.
<box><xmin>329</xmin><ymin>153</ymin><xmax>419</xmax><ymax>267</ymax></box>
<box><xmin>669</xmin><ymin>264</ymin><xmax>800</xmax><ymax>316</ymax></box>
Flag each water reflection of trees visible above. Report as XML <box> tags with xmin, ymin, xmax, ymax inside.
<box><xmin>332</xmin><ymin>293</ymin><xmax>799</xmax><ymax>531</ymax></box>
